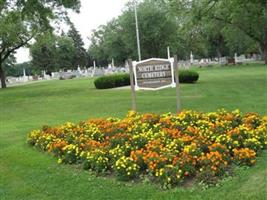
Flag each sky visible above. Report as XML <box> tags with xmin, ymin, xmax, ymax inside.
<box><xmin>15</xmin><ymin>0</ymin><xmax>128</xmax><ymax>63</ymax></box>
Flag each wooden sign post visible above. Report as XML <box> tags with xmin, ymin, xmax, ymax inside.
<box><xmin>174</xmin><ymin>55</ymin><xmax>181</xmax><ymax>113</ymax></box>
<box><xmin>128</xmin><ymin>56</ymin><xmax>181</xmax><ymax>113</ymax></box>
<box><xmin>128</xmin><ymin>59</ymin><xmax>137</xmax><ymax>111</ymax></box>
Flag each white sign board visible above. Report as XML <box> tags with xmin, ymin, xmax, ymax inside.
<box><xmin>133</xmin><ymin>58</ymin><xmax>175</xmax><ymax>90</ymax></box>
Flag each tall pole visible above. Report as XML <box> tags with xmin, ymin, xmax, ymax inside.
<box><xmin>134</xmin><ymin>1</ymin><xmax>141</xmax><ymax>61</ymax></box>
<box><xmin>190</xmin><ymin>51</ymin><xmax>193</xmax><ymax>65</ymax></box>
<box><xmin>92</xmin><ymin>60</ymin><xmax>96</xmax><ymax>77</ymax></box>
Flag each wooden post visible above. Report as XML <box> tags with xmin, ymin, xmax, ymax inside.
<box><xmin>174</xmin><ymin>55</ymin><xmax>181</xmax><ymax>113</ymax></box>
<box><xmin>128</xmin><ymin>59</ymin><xmax>137</xmax><ymax>111</ymax></box>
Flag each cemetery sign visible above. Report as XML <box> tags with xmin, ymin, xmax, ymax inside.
<box><xmin>133</xmin><ymin>58</ymin><xmax>175</xmax><ymax>90</ymax></box>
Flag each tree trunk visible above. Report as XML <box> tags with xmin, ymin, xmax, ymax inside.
<box><xmin>216</xmin><ymin>47</ymin><xmax>222</xmax><ymax>60</ymax></box>
<box><xmin>0</xmin><ymin>61</ymin><xmax>7</xmax><ymax>89</ymax></box>
<box><xmin>262</xmin><ymin>43</ymin><xmax>267</xmax><ymax>64</ymax></box>
<box><xmin>259</xmin><ymin>41</ymin><xmax>267</xmax><ymax>64</ymax></box>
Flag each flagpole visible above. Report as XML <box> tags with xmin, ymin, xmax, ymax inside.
<box><xmin>134</xmin><ymin>1</ymin><xmax>141</xmax><ymax>61</ymax></box>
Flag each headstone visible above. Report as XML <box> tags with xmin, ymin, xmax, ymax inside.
<box><xmin>51</xmin><ymin>72</ymin><xmax>59</xmax><ymax>79</ymax></box>
<box><xmin>112</xmin><ymin>58</ymin><xmax>114</xmax><ymax>67</ymax></box>
<box><xmin>23</xmin><ymin>68</ymin><xmax>28</xmax><ymax>82</ymax></box>
<box><xmin>227</xmin><ymin>58</ymin><xmax>235</xmax><ymax>65</ymax></box>
<box><xmin>190</xmin><ymin>52</ymin><xmax>194</xmax><ymax>65</ymax></box>
<box><xmin>219</xmin><ymin>57</ymin><xmax>227</xmax><ymax>65</ymax></box>
<box><xmin>91</xmin><ymin>61</ymin><xmax>96</xmax><ymax>77</ymax></box>
<box><xmin>94</xmin><ymin>68</ymin><xmax>104</xmax><ymax>77</ymax></box>
<box><xmin>59</xmin><ymin>71</ymin><xmax>76</xmax><ymax>80</ymax></box>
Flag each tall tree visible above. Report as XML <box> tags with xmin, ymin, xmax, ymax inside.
<box><xmin>170</xmin><ymin>0</ymin><xmax>267</xmax><ymax>63</ymax></box>
<box><xmin>30</xmin><ymin>33</ymin><xmax>57</xmax><ymax>72</ymax></box>
<box><xmin>88</xmin><ymin>0</ymin><xmax>179</xmax><ymax>64</ymax></box>
<box><xmin>67</xmin><ymin>20</ymin><xmax>87</xmax><ymax>68</ymax></box>
<box><xmin>0</xmin><ymin>0</ymin><xmax>80</xmax><ymax>88</ymax></box>
<box><xmin>56</xmin><ymin>36</ymin><xmax>76</xmax><ymax>70</ymax></box>
<box><xmin>89</xmin><ymin>19</ymin><xmax>129</xmax><ymax>65</ymax></box>
<box><xmin>211</xmin><ymin>0</ymin><xmax>267</xmax><ymax>63</ymax></box>
<box><xmin>30</xmin><ymin>34</ymin><xmax>77</xmax><ymax>71</ymax></box>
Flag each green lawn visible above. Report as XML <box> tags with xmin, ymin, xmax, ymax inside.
<box><xmin>0</xmin><ymin>64</ymin><xmax>267</xmax><ymax>200</ymax></box>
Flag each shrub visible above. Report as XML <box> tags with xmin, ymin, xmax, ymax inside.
<box><xmin>94</xmin><ymin>73</ymin><xmax>130</xmax><ymax>89</ymax></box>
<box><xmin>178</xmin><ymin>70</ymin><xmax>199</xmax><ymax>83</ymax></box>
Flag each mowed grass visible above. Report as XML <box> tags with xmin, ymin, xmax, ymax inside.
<box><xmin>0</xmin><ymin>64</ymin><xmax>267</xmax><ymax>200</ymax></box>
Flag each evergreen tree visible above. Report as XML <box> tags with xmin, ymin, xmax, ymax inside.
<box><xmin>67</xmin><ymin>20</ymin><xmax>87</xmax><ymax>68</ymax></box>
<box><xmin>30</xmin><ymin>33</ymin><xmax>57</xmax><ymax>73</ymax></box>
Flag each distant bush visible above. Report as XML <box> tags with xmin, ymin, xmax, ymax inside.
<box><xmin>178</xmin><ymin>70</ymin><xmax>199</xmax><ymax>83</ymax></box>
<box><xmin>94</xmin><ymin>73</ymin><xmax>130</xmax><ymax>89</ymax></box>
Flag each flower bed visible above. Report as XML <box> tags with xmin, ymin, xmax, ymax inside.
<box><xmin>27</xmin><ymin>110</ymin><xmax>267</xmax><ymax>187</ymax></box>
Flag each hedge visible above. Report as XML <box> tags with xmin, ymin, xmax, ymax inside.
<box><xmin>94</xmin><ymin>70</ymin><xmax>199</xmax><ymax>89</ymax></box>
<box><xmin>94</xmin><ymin>73</ymin><xmax>130</xmax><ymax>89</ymax></box>
<box><xmin>178</xmin><ymin>70</ymin><xmax>199</xmax><ymax>83</ymax></box>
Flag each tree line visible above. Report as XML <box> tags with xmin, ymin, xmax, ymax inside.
<box><xmin>1</xmin><ymin>0</ymin><xmax>266</xmax><ymax>88</ymax></box>
<box><xmin>89</xmin><ymin>0</ymin><xmax>266</xmax><ymax>64</ymax></box>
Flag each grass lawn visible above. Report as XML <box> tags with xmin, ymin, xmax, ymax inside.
<box><xmin>0</xmin><ymin>64</ymin><xmax>267</xmax><ymax>200</ymax></box>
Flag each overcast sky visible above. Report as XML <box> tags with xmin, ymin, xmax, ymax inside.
<box><xmin>16</xmin><ymin>0</ymin><xmax>128</xmax><ymax>63</ymax></box>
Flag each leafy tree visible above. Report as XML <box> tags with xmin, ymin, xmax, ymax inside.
<box><xmin>30</xmin><ymin>33</ymin><xmax>57</xmax><ymax>73</ymax></box>
<box><xmin>222</xmin><ymin>27</ymin><xmax>258</xmax><ymax>56</ymax></box>
<box><xmin>30</xmin><ymin>34</ymin><xmax>77</xmax><ymax>71</ymax></box>
<box><xmin>3</xmin><ymin>54</ymin><xmax>16</xmax><ymax>76</ymax></box>
<box><xmin>89</xmin><ymin>19</ymin><xmax>129</xmax><ymax>66</ymax></box>
<box><xmin>169</xmin><ymin>0</ymin><xmax>267</xmax><ymax>63</ymax></box>
<box><xmin>55</xmin><ymin>36</ymin><xmax>76</xmax><ymax>70</ymax></box>
<box><xmin>0</xmin><ymin>0</ymin><xmax>80</xmax><ymax>88</ymax></box>
<box><xmin>88</xmin><ymin>0</ymin><xmax>179</xmax><ymax>64</ymax></box>
<box><xmin>4</xmin><ymin>61</ymin><xmax>37</xmax><ymax>77</ymax></box>
<box><xmin>210</xmin><ymin>0</ymin><xmax>267</xmax><ymax>63</ymax></box>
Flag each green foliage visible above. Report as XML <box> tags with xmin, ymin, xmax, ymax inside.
<box><xmin>30</xmin><ymin>33</ymin><xmax>84</xmax><ymax>71</ymax></box>
<box><xmin>2</xmin><ymin>54</ymin><xmax>16</xmax><ymax>75</ymax></box>
<box><xmin>169</xmin><ymin>0</ymin><xmax>267</xmax><ymax>61</ymax></box>
<box><xmin>179</xmin><ymin>70</ymin><xmax>199</xmax><ymax>83</ymax></box>
<box><xmin>88</xmin><ymin>0</ymin><xmax>267</xmax><ymax>64</ymax></box>
<box><xmin>94</xmin><ymin>69</ymin><xmax>199</xmax><ymax>89</ymax></box>
<box><xmin>94</xmin><ymin>73</ymin><xmax>130</xmax><ymax>89</ymax></box>
<box><xmin>56</xmin><ymin>36</ymin><xmax>77</xmax><ymax>70</ymax></box>
<box><xmin>30</xmin><ymin>33</ymin><xmax>57</xmax><ymax>72</ymax></box>
<box><xmin>67</xmin><ymin>20</ymin><xmax>88</xmax><ymax>68</ymax></box>
<box><xmin>0</xmin><ymin>0</ymin><xmax>81</xmax><ymax>88</ymax></box>
<box><xmin>4</xmin><ymin>61</ymin><xmax>40</xmax><ymax>77</ymax></box>
<box><xmin>89</xmin><ymin>0</ymin><xmax>178</xmax><ymax>65</ymax></box>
